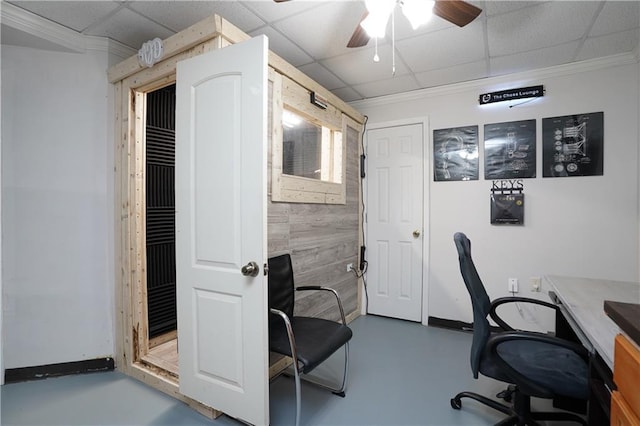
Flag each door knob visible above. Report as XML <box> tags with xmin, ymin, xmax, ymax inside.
<box><xmin>413</xmin><ymin>230</ymin><xmax>421</xmax><ymax>238</ymax></box>
<box><xmin>241</xmin><ymin>261</ymin><xmax>259</xmax><ymax>277</ymax></box>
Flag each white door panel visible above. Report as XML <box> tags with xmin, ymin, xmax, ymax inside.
<box><xmin>367</xmin><ymin>124</ymin><xmax>423</xmax><ymax>322</ymax></box>
<box><xmin>176</xmin><ymin>36</ymin><xmax>269</xmax><ymax>425</ymax></box>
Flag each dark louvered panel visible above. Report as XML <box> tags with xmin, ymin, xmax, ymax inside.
<box><xmin>146</xmin><ymin>241</ymin><xmax>177</xmax><ymax>337</ymax></box>
<box><xmin>146</xmin><ymin>84</ymin><xmax>177</xmax><ymax>339</ymax></box>
<box><xmin>147</xmin><ymin>207</ymin><xmax>174</xmax><ymax>244</ymax></box>
<box><xmin>146</xmin><ymin>164</ymin><xmax>174</xmax><ymax>208</ymax></box>
<box><xmin>147</xmin><ymin>85</ymin><xmax>176</xmax><ymax>130</ymax></box>
<box><xmin>147</xmin><ymin>282</ymin><xmax>177</xmax><ymax>336</ymax></box>
<box><xmin>146</xmin><ymin>127</ymin><xmax>175</xmax><ymax>167</ymax></box>
<box><xmin>147</xmin><ymin>243</ymin><xmax>176</xmax><ymax>290</ymax></box>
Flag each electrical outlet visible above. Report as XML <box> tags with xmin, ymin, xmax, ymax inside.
<box><xmin>508</xmin><ymin>278</ymin><xmax>519</xmax><ymax>293</ymax></box>
<box><xmin>347</xmin><ymin>263</ymin><xmax>354</xmax><ymax>272</ymax></box>
<box><xmin>530</xmin><ymin>277</ymin><xmax>541</xmax><ymax>292</ymax></box>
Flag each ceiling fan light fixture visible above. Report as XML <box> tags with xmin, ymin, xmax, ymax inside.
<box><xmin>402</xmin><ymin>0</ymin><xmax>435</xmax><ymax>30</ymax></box>
<box><xmin>361</xmin><ymin>0</ymin><xmax>395</xmax><ymax>38</ymax></box>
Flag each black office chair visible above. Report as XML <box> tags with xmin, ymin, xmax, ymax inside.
<box><xmin>268</xmin><ymin>253</ymin><xmax>353</xmax><ymax>426</ymax></box>
<box><xmin>451</xmin><ymin>232</ymin><xmax>589</xmax><ymax>425</ymax></box>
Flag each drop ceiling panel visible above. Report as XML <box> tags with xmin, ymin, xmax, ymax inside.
<box><xmin>297</xmin><ymin>62</ymin><xmax>346</xmax><ymax>90</ymax></box>
<box><xmin>242</xmin><ymin>0</ymin><xmax>323</xmax><ymax>23</ymax></box>
<box><xmin>490</xmin><ymin>41</ymin><xmax>581</xmax><ymax>76</ymax></box>
<box><xmin>330</xmin><ymin>86</ymin><xmax>363</xmax><ymax>103</ymax></box>
<box><xmin>488</xmin><ymin>1</ymin><xmax>601</xmax><ymax>57</ymax></box>
<box><xmin>272</xmin><ymin>1</ymin><xmax>365</xmax><ymax>60</ymax></box>
<box><xmin>84</xmin><ymin>7</ymin><xmax>174</xmax><ymax>49</ymax></box>
<box><xmin>577</xmin><ymin>29</ymin><xmax>640</xmax><ymax>61</ymax></box>
<box><xmin>129</xmin><ymin>1</ymin><xmax>265</xmax><ymax>34</ymax></box>
<box><xmin>321</xmin><ymin>43</ymin><xmax>410</xmax><ymax>85</ymax></box>
<box><xmin>11</xmin><ymin>0</ymin><xmax>120</xmax><ymax>32</ymax></box>
<box><xmin>396</xmin><ymin>21</ymin><xmax>486</xmax><ymax>73</ymax></box>
<box><xmin>415</xmin><ymin>60</ymin><xmax>488</xmax><ymax>89</ymax></box>
<box><xmin>589</xmin><ymin>1</ymin><xmax>640</xmax><ymax>37</ymax></box>
<box><xmin>393</xmin><ymin>10</ymin><xmax>453</xmax><ymax>41</ymax></box>
<box><xmin>484</xmin><ymin>1</ymin><xmax>545</xmax><ymax>17</ymax></box>
<box><xmin>352</xmin><ymin>74</ymin><xmax>420</xmax><ymax>99</ymax></box>
<box><xmin>249</xmin><ymin>26</ymin><xmax>313</xmax><ymax>67</ymax></box>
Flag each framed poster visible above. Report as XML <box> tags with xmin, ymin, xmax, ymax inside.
<box><xmin>434</xmin><ymin>125</ymin><xmax>479</xmax><ymax>181</ymax></box>
<box><xmin>542</xmin><ymin>112</ymin><xmax>603</xmax><ymax>177</ymax></box>
<box><xmin>484</xmin><ymin>119</ymin><xmax>536</xmax><ymax>179</ymax></box>
<box><xmin>491</xmin><ymin>193</ymin><xmax>524</xmax><ymax>225</ymax></box>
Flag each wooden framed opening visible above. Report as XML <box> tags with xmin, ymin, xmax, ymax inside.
<box><xmin>109</xmin><ymin>14</ymin><xmax>365</xmax><ymax>418</ymax></box>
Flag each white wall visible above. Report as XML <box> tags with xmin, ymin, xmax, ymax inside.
<box><xmin>1</xmin><ymin>45</ymin><xmax>114</xmax><ymax>369</ymax></box>
<box><xmin>1</xmin><ymin>42</ymin><xmax>3</xmax><ymax>384</ymax></box>
<box><xmin>354</xmin><ymin>56</ymin><xmax>640</xmax><ymax>332</ymax></box>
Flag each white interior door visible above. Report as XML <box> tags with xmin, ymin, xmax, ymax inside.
<box><xmin>366</xmin><ymin>123</ymin><xmax>424</xmax><ymax>322</ymax></box>
<box><xmin>175</xmin><ymin>36</ymin><xmax>269</xmax><ymax>425</ymax></box>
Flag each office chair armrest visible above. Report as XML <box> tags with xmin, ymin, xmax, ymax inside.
<box><xmin>296</xmin><ymin>286</ymin><xmax>348</xmax><ymax>325</ymax></box>
<box><xmin>487</xmin><ymin>331</ymin><xmax>589</xmax><ymax>398</ymax></box>
<box><xmin>270</xmin><ymin>308</ymin><xmax>300</xmax><ymax>370</ymax></box>
<box><xmin>490</xmin><ymin>297</ymin><xmax>560</xmax><ymax>331</ymax></box>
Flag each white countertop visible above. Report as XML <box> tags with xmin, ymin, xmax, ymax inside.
<box><xmin>544</xmin><ymin>275</ymin><xmax>640</xmax><ymax>369</ymax></box>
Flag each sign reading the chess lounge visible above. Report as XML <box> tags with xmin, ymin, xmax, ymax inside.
<box><xmin>479</xmin><ymin>85</ymin><xmax>544</xmax><ymax>105</ymax></box>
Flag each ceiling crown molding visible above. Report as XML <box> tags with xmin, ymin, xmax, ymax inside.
<box><xmin>2</xmin><ymin>2</ymin><xmax>85</xmax><ymax>53</ymax></box>
<box><xmin>350</xmin><ymin>52</ymin><xmax>639</xmax><ymax>109</ymax></box>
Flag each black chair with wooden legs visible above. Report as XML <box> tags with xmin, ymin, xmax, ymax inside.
<box><xmin>451</xmin><ymin>232</ymin><xmax>589</xmax><ymax>426</ymax></box>
<box><xmin>268</xmin><ymin>253</ymin><xmax>353</xmax><ymax>426</ymax></box>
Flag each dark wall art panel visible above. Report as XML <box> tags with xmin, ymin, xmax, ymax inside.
<box><xmin>484</xmin><ymin>119</ymin><xmax>536</xmax><ymax>179</ymax></box>
<box><xmin>542</xmin><ymin>112</ymin><xmax>604</xmax><ymax>177</ymax></box>
<box><xmin>434</xmin><ymin>125</ymin><xmax>479</xmax><ymax>181</ymax></box>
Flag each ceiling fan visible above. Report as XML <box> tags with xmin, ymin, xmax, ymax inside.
<box><xmin>274</xmin><ymin>0</ymin><xmax>482</xmax><ymax>48</ymax></box>
<box><xmin>347</xmin><ymin>0</ymin><xmax>482</xmax><ymax>48</ymax></box>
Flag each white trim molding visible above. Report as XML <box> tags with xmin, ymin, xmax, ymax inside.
<box><xmin>1</xmin><ymin>2</ymin><xmax>85</xmax><ymax>52</ymax></box>
<box><xmin>351</xmin><ymin>53</ymin><xmax>639</xmax><ymax>110</ymax></box>
<box><xmin>1</xmin><ymin>1</ymin><xmax>134</xmax><ymax>59</ymax></box>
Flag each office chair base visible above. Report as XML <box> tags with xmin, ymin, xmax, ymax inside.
<box><xmin>451</xmin><ymin>391</ymin><xmax>512</xmax><ymax>415</ymax></box>
<box><xmin>451</xmin><ymin>390</ymin><xmax>587</xmax><ymax>426</ymax></box>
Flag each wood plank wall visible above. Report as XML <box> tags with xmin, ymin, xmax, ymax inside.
<box><xmin>267</xmin><ymin>80</ymin><xmax>360</xmax><ymax>321</ymax></box>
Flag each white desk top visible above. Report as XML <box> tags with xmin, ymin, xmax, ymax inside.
<box><xmin>545</xmin><ymin>275</ymin><xmax>640</xmax><ymax>370</ymax></box>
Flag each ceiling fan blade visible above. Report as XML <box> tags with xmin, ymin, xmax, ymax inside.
<box><xmin>433</xmin><ymin>0</ymin><xmax>482</xmax><ymax>27</ymax></box>
<box><xmin>273</xmin><ymin>0</ymin><xmax>291</xmax><ymax>2</ymax></box>
<box><xmin>347</xmin><ymin>11</ymin><xmax>371</xmax><ymax>48</ymax></box>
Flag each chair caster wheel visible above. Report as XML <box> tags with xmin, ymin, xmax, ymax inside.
<box><xmin>450</xmin><ymin>398</ymin><xmax>462</xmax><ymax>409</ymax></box>
<box><xmin>332</xmin><ymin>391</ymin><xmax>346</xmax><ymax>398</ymax></box>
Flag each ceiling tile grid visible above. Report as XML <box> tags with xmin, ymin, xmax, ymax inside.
<box><xmin>414</xmin><ymin>60</ymin><xmax>488</xmax><ymax>89</ymax></box>
<box><xmin>83</xmin><ymin>7</ymin><xmax>174</xmax><ymax>49</ymax></box>
<box><xmin>487</xmin><ymin>1</ymin><xmax>602</xmax><ymax>57</ymax></box>
<box><xmin>4</xmin><ymin>0</ymin><xmax>640</xmax><ymax>102</ymax></box>
<box><xmin>10</xmin><ymin>0</ymin><xmax>120</xmax><ymax>32</ymax></box>
<box><xmin>577</xmin><ymin>28</ymin><xmax>640</xmax><ymax>62</ymax></box>
<box><xmin>129</xmin><ymin>1</ymin><xmax>266</xmax><ymax>34</ymax></box>
<box><xmin>396</xmin><ymin>21</ymin><xmax>486</xmax><ymax>73</ymax></box>
<box><xmin>490</xmin><ymin>41</ymin><xmax>582</xmax><ymax>76</ymax></box>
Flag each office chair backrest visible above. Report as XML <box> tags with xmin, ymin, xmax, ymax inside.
<box><xmin>268</xmin><ymin>253</ymin><xmax>296</xmax><ymax>319</ymax></box>
<box><xmin>454</xmin><ymin>232</ymin><xmax>492</xmax><ymax>379</ymax></box>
